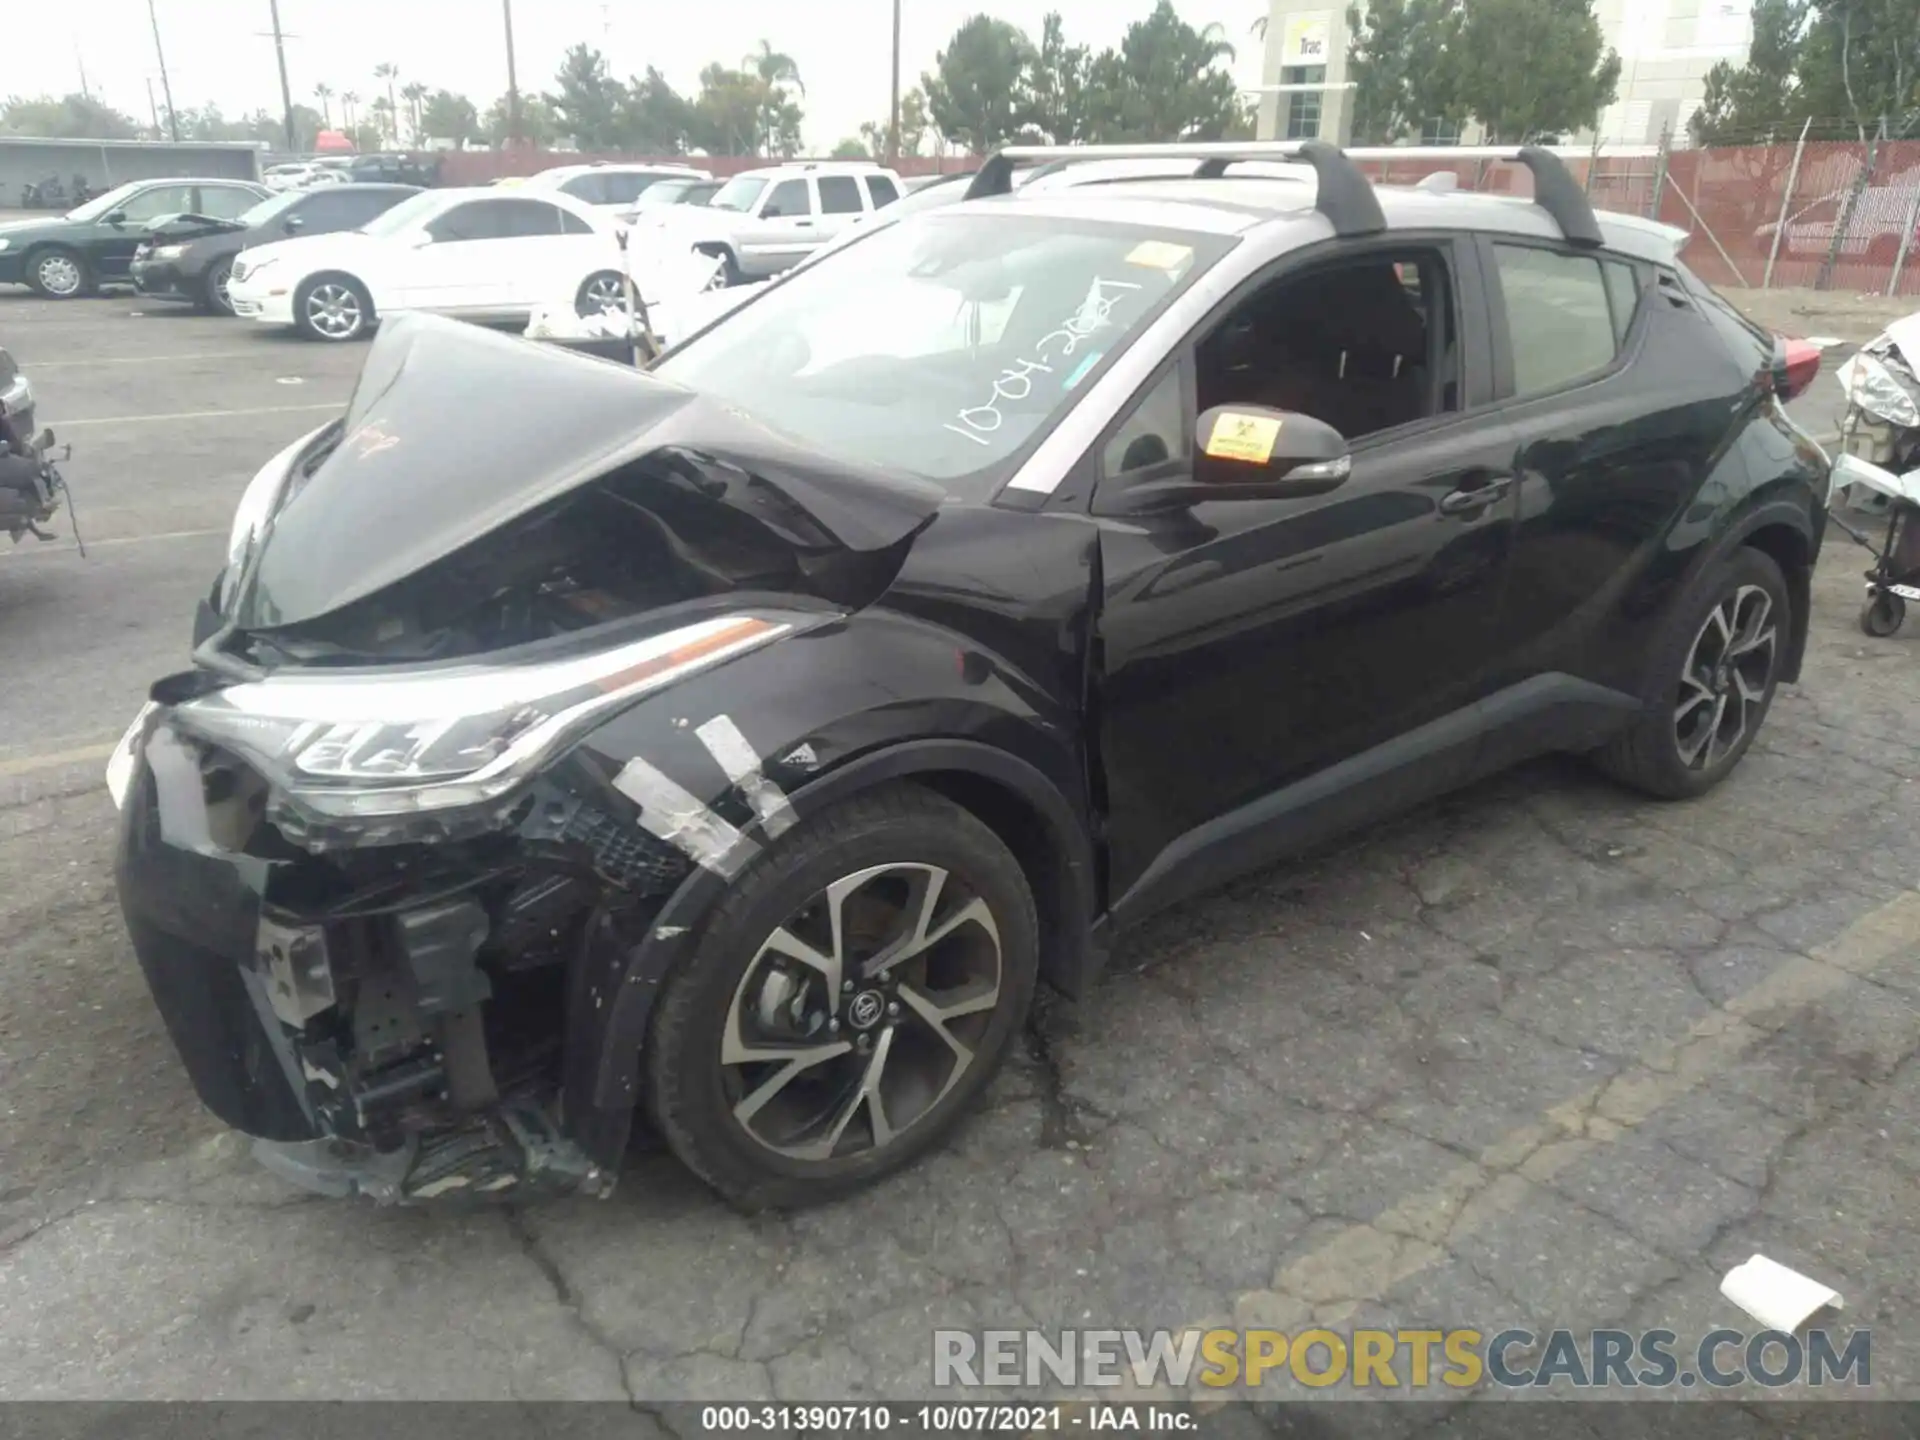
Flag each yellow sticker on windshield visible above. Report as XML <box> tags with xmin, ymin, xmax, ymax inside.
<box><xmin>1126</xmin><ymin>240</ymin><xmax>1194</xmax><ymax>270</ymax></box>
<box><xmin>1205</xmin><ymin>412</ymin><xmax>1282</xmax><ymax>463</ymax></box>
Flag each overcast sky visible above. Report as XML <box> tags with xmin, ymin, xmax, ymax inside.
<box><xmin>27</xmin><ymin>0</ymin><xmax>1274</xmax><ymax>149</ymax></box>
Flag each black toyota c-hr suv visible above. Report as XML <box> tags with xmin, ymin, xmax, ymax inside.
<box><xmin>109</xmin><ymin>143</ymin><xmax>1831</xmax><ymax>1210</ymax></box>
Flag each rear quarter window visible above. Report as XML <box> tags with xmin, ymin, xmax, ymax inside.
<box><xmin>1676</xmin><ymin>264</ymin><xmax>1775</xmax><ymax>365</ymax></box>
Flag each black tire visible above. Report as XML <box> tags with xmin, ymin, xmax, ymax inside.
<box><xmin>575</xmin><ymin>270</ymin><xmax>626</xmax><ymax>316</ymax></box>
<box><xmin>293</xmin><ymin>273</ymin><xmax>373</xmax><ymax>342</ymax></box>
<box><xmin>1860</xmin><ymin>590</ymin><xmax>1906</xmax><ymax>638</ymax></box>
<box><xmin>703</xmin><ymin>247</ymin><xmax>743</xmax><ymax>289</ymax></box>
<box><xmin>200</xmin><ymin>257</ymin><xmax>235</xmax><ymax>315</ymax></box>
<box><xmin>1593</xmin><ymin>546</ymin><xmax>1790</xmax><ymax>800</ymax></box>
<box><xmin>26</xmin><ymin>246</ymin><xmax>91</xmax><ymax>299</ymax></box>
<box><xmin>645</xmin><ymin>783</ymin><xmax>1039</xmax><ymax>1211</ymax></box>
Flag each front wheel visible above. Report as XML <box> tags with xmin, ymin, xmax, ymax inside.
<box><xmin>28</xmin><ymin>247</ymin><xmax>90</xmax><ymax>299</ymax></box>
<box><xmin>646</xmin><ymin>785</ymin><xmax>1039</xmax><ymax>1211</ymax></box>
<box><xmin>294</xmin><ymin>274</ymin><xmax>373</xmax><ymax>341</ymax></box>
<box><xmin>201</xmin><ymin>257</ymin><xmax>235</xmax><ymax>315</ymax></box>
<box><xmin>1594</xmin><ymin>546</ymin><xmax>1790</xmax><ymax>799</ymax></box>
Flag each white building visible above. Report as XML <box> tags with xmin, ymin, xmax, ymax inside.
<box><xmin>1252</xmin><ymin>0</ymin><xmax>1753</xmax><ymax>146</ymax></box>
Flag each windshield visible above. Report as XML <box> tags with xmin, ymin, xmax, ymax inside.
<box><xmin>238</xmin><ymin>191</ymin><xmax>303</xmax><ymax>226</ymax></box>
<box><xmin>708</xmin><ymin>175</ymin><xmax>766</xmax><ymax>213</ymax></box>
<box><xmin>66</xmin><ymin>181</ymin><xmax>147</xmax><ymax>223</ymax></box>
<box><xmin>359</xmin><ymin>190</ymin><xmax>444</xmax><ymax>237</ymax></box>
<box><xmin>654</xmin><ymin>212</ymin><xmax>1230</xmax><ymax>496</ymax></box>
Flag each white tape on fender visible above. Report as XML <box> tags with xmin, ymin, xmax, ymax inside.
<box><xmin>695</xmin><ymin>714</ymin><xmax>798</xmax><ymax>839</ymax></box>
<box><xmin>611</xmin><ymin>757</ymin><xmax>757</xmax><ymax>876</ymax></box>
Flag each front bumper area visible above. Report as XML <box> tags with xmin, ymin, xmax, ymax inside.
<box><xmin>227</xmin><ymin>272</ymin><xmax>295</xmax><ymax>325</ymax></box>
<box><xmin>129</xmin><ymin>256</ymin><xmax>194</xmax><ymax>300</ymax></box>
<box><xmin>114</xmin><ymin>711</ymin><xmax>686</xmax><ymax>1202</ymax></box>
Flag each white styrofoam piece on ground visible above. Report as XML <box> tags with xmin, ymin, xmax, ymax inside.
<box><xmin>1720</xmin><ymin>1255</ymin><xmax>1843</xmax><ymax>1331</ymax></box>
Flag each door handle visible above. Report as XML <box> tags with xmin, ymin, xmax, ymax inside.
<box><xmin>1438</xmin><ymin>475</ymin><xmax>1513</xmax><ymax>517</ymax></box>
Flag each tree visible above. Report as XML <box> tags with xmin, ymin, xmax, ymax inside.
<box><xmin>370</xmin><ymin>95</ymin><xmax>397</xmax><ymax>147</ymax></box>
<box><xmin>401</xmin><ymin>81</ymin><xmax>429</xmax><ymax>147</ymax></box>
<box><xmin>1018</xmin><ymin>11</ymin><xmax>1093</xmax><ymax>143</ymax></box>
<box><xmin>1442</xmin><ymin>0</ymin><xmax>1621</xmax><ymax>143</ymax></box>
<box><xmin>313</xmin><ymin>82</ymin><xmax>334</xmax><ymax>129</ymax></box>
<box><xmin>486</xmin><ymin>92</ymin><xmax>558</xmax><ymax>146</ymax></box>
<box><xmin>1344</xmin><ymin>0</ymin><xmax>1464</xmax><ymax>144</ymax></box>
<box><xmin>925</xmin><ymin>14</ymin><xmax>1033</xmax><ymax>153</ymax></box>
<box><xmin>689</xmin><ymin>64</ymin><xmax>800</xmax><ymax>157</ymax></box>
<box><xmin>1080</xmin><ymin>1</ymin><xmax>1244</xmax><ymax>142</ymax></box>
<box><xmin>374</xmin><ymin>62</ymin><xmax>400</xmax><ymax>142</ymax></box>
<box><xmin>1690</xmin><ymin>0</ymin><xmax>1808</xmax><ymax>143</ymax></box>
<box><xmin>1793</xmin><ymin>0</ymin><xmax>1920</xmax><ymax>139</ymax></box>
<box><xmin>831</xmin><ymin>137</ymin><xmax>868</xmax><ymax>158</ymax></box>
<box><xmin>745</xmin><ymin>40</ymin><xmax>804</xmax><ymax>96</ymax></box>
<box><xmin>547</xmin><ymin>43</ymin><xmax>625</xmax><ymax>149</ymax></box>
<box><xmin>421</xmin><ymin>89</ymin><xmax>480</xmax><ymax>148</ymax></box>
<box><xmin>619</xmin><ymin>67</ymin><xmax>696</xmax><ymax>153</ymax></box>
<box><xmin>0</xmin><ymin>93</ymin><xmax>142</xmax><ymax>140</ymax></box>
<box><xmin>341</xmin><ymin>91</ymin><xmax>360</xmax><ymax>134</ymax></box>
<box><xmin>860</xmin><ymin>86</ymin><xmax>931</xmax><ymax>158</ymax></box>
<box><xmin>350</xmin><ymin>121</ymin><xmax>383</xmax><ymax>152</ymax></box>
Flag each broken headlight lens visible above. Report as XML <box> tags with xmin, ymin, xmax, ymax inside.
<box><xmin>170</xmin><ymin>613</ymin><xmax>804</xmax><ymax>819</ymax></box>
<box><xmin>1840</xmin><ymin>352</ymin><xmax>1920</xmax><ymax>429</ymax></box>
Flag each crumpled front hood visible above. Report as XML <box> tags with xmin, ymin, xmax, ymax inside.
<box><xmin>233</xmin><ymin>312</ymin><xmax>944</xmax><ymax>631</ymax></box>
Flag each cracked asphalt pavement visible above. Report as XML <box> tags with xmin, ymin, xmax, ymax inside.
<box><xmin>3</xmin><ymin>292</ymin><xmax>1918</xmax><ymax>1423</ymax></box>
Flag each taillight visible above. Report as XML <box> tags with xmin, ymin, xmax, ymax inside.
<box><xmin>1772</xmin><ymin>336</ymin><xmax>1822</xmax><ymax>400</ymax></box>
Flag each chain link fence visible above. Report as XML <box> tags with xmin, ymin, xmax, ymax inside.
<box><xmin>1349</xmin><ymin>133</ymin><xmax>1920</xmax><ymax>299</ymax></box>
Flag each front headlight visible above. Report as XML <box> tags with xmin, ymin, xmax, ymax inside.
<box><xmin>1840</xmin><ymin>353</ymin><xmax>1920</xmax><ymax>429</ymax></box>
<box><xmin>170</xmin><ymin>612</ymin><xmax>807</xmax><ymax>825</ymax></box>
<box><xmin>149</xmin><ymin>244</ymin><xmax>188</xmax><ymax>261</ymax></box>
<box><xmin>0</xmin><ymin>239</ymin><xmax>11</xmax><ymax>253</ymax></box>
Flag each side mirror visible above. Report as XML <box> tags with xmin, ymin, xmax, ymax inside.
<box><xmin>408</xmin><ymin>231</ymin><xmax>435</xmax><ymax>249</ymax></box>
<box><xmin>283</xmin><ymin>214</ymin><xmax>306</xmax><ymax>233</ymax></box>
<box><xmin>104</xmin><ymin>210</ymin><xmax>128</xmax><ymax>226</ymax></box>
<box><xmin>1109</xmin><ymin>407</ymin><xmax>1352</xmax><ymax>515</ymax></box>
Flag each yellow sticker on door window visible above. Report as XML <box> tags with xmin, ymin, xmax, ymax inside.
<box><xmin>1205</xmin><ymin>412</ymin><xmax>1282</xmax><ymax>463</ymax></box>
<box><xmin>1126</xmin><ymin>240</ymin><xmax>1195</xmax><ymax>270</ymax></box>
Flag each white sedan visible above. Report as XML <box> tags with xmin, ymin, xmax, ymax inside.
<box><xmin>226</xmin><ymin>187</ymin><xmax>633</xmax><ymax>342</ymax></box>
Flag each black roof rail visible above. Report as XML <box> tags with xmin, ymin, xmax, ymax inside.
<box><xmin>1344</xmin><ymin>144</ymin><xmax>1604</xmax><ymax>247</ymax></box>
<box><xmin>964</xmin><ymin>141</ymin><xmax>1387</xmax><ymax>237</ymax></box>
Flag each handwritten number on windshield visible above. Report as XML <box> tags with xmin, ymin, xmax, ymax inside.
<box><xmin>942</xmin><ymin>277</ymin><xmax>1145</xmax><ymax>447</ymax></box>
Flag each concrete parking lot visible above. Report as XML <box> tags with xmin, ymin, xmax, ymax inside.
<box><xmin>2</xmin><ymin>289</ymin><xmax>1918</xmax><ymax>1424</ymax></box>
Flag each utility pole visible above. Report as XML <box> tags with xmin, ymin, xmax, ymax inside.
<box><xmin>146</xmin><ymin>78</ymin><xmax>162</xmax><ymax>137</ymax></box>
<box><xmin>76</xmin><ymin>45</ymin><xmax>93</xmax><ymax>101</ymax></box>
<box><xmin>502</xmin><ymin>0</ymin><xmax>523</xmax><ymax>147</ymax></box>
<box><xmin>268</xmin><ymin>0</ymin><xmax>298</xmax><ymax>151</ymax></box>
<box><xmin>147</xmin><ymin>0</ymin><xmax>181</xmax><ymax>142</ymax></box>
<box><xmin>887</xmin><ymin>0</ymin><xmax>902</xmax><ymax>164</ymax></box>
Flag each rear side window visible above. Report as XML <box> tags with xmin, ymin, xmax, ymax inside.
<box><xmin>866</xmin><ymin>175</ymin><xmax>900</xmax><ymax>208</ymax></box>
<box><xmin>1492</xmin><ymin>243</ymin><xmax>1618</xmax><ymax>397</ymax></box>
<box><xmin>1677</xmin><ymin>264</ymin><xmax>1774</xmax><ymax>367</ymax></box>
<box><xmin>818</xmin><ymin>176</ymin><xmax>864</xmax><ymax>214</ymax></box>
<box><xmin>559</xmin><ymin>173</ymin><xmax>606</xmax><ymax>204</ymax></box>
<box><xmin>601</xmin><ymin>173</ymin><xmax>653</xmax><ymax>205</ymax></box>
<box><xmin>558</xmin><ymin>208</ymin><xmax>594</xmax><ymax>235</ymax></box>
<box><xmin>1601</xmin><ymin>259</ymin><xmax>1642</xmax><ymax>344</ymax></box>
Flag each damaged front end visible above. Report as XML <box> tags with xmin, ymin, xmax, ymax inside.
<box><xmin>113</xmin><ymin>313</ymin><xmax>940</xmax><ymax>1203</ymax></box>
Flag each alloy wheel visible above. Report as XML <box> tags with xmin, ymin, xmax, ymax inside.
<box><xmin>580</xmin><ymin>274</ymin><xmax>625</xmax><ymax>312</ymax></box>
<box><xmin>36</xmin><ymin>254</ymin><xmax>82</xmax><ymax>297</ymax></box>
<box><xmin>720</xmin><ymin>862</ymin><xmax>1004</xmax><ymax>1162</ymax></box>
<box><xmin>212</xmin><ymin>264</ymin><xmax>233</xmax><ymax>313</ymax></box>
<box><xmin>305</xmin><ymin>282</ymin><xmax>363</xmax><ymax>339</ymax></box>
<box><xmin>1674</xmin><ymin>583</ymin><xmax>1777</xmax><ymax>771</ymax></box>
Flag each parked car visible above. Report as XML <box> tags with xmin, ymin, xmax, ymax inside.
<box><xmin>1754</xmin><ymin>172</ymin><xmax>1920</xmax><ymax>269</ymax></box>
<box><xmin>225</xmin><ymin>186</ymin><xmax>628</xmax><ymax>341</ymax></box>
<box><xmin>342</xmin><ymin>153</ymin><xmax>440</xmax><ymax>187</ymax></box>
<box><xmin>263</xmin><ymin>162</ymin><xmax>340</xmax><ymax>193</ymax></box>
<box><xmin>0</xmin><ymin>177</ymin><xmax>271</xmax><ymax>298</ymax></box>
<box><xmin>107</xmin><ymin>142</ymin><xmax>1831</xmax><ymax>1211</ymax></box>
<box><xmin>0</xmin><ymin>342</ymin><xmax>34</xmax><ymax>439</ymax></box>
<box><xmin>519</xmin><ymin>162</ymin><xmax>713</xmax><ymax>215</ymax></box>
<box><xmin>625</xmin><ymin>176</ymin><xmax>721</xmax><ymax>218</ymax></box>
<box><xmin>640</xmin><ymin>159</ymin><xmax>905</xmax><ymax>284</ymax></box>
<box><xmin>131</xmin><ymin>184</ymin><xmax>422</xmax><ymax>314</ymax></box>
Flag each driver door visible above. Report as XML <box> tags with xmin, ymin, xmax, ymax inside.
<box><xmin>1088</xmin><ymin>239</ymin><xmax>1525</xmax><ymax>918</ymax></box>
<box><xmin>391</xmin><ymin>199</ymin><xmax>518</xmax><ymax>312</ymax></box>
<box><xmin>92</xmin><ymin>183</ymin><xmax>196</xmax><ymax>279</ymax></box>
<box><xmin>739</xmin><ymin>177</ymin><xmax>818</xmax><ymax>275</ymax></box>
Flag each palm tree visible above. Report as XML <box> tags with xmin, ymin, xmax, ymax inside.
<box><xmin>313</xmin><ymin>81</ymin><xmax>334</xmax><ymax>129</ymax></box>
<box><xmin>401</xmin><ymin>81</ymin><xmax>428</xmax><ymax>146</ymax></box>
<box><xmin>370</xmin><ymin>95</ymin><xmax>396</xmax><ymax>147</ymax></box>
<box><xmin>373</xmin><ymin>63</ymin><xmax>399</xmax><ymax>143</ymax></box>
<box><xmin>1251</xmin><ymin>14</ymin><xmax>1268</xmax><ymax>39</ymax></box>
<box><xmin>745</xmin><ymin>39</ymin><xmax>803</xmax><ymax>95</ymax></box>
<box><xmin>342</xmin><ymin>90</ymin><xmax>359</xmax><ymax>133</ymax></box>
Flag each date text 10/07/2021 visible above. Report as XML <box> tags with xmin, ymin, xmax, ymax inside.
<box><xmin>697</xmin><ymin>1406</ymin><xmax>1193</xmax><ymax>1433</ymax></box>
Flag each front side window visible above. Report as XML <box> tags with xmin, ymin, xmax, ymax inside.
<box><xmin>426</xmin><ymin>201</ymin><xmax>502</xmax><ymax>242</ymax></box>
<box><xmin>763</xmin><ymin>178</ymin><xmax>811</xmax><ymax>218</ymax></box>
<box><xmin>818</xmin><ymin>176</ymin><xmax>863</xmax><ymax>215</ymax></box>
<box><xmin>1493</xmin><ymin>243</ymin><xmax>1619</xmax><ymax>397</ymax></box>
<box><xmin>559</xmin><ymin>173</ymin><xmax>606</xmax><ymax>203</ymax></box>
<box><xmin>360</xmin><ymin>190</ymin><xmax>444</xmax><ymax>238</ymax></box>
<box><xmin>1104</xmin><ymin>365</ymin><xmax>1189</xmax><ymax>476</ymax></box>
<box><xmin>116</xmin><ymin>185</ymin><xmax>196</xmax><ymax>222</ymax></box>
<box><xmin>601</xmin><ymin>172</ymin><xmax>655</xmax><ymax>205</ymax></box>
<box><xmin>708</xmin><ymin>175</ymin><xmax>767</xmax><ymax>213</ymax></box>
<box><xmin>653</xmin><ymin>213</ymin><xmax>1232</xmax><ymax>496</ymax></box>
<box><xmin>867</xmin><ymin>175</ymin><xmax>901</xmax><ymax>208</ymax></box>
<box><xmin>195</xmin><ymin>185</ymin><xmax>262</xmax><ymax>220</ymax></box>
